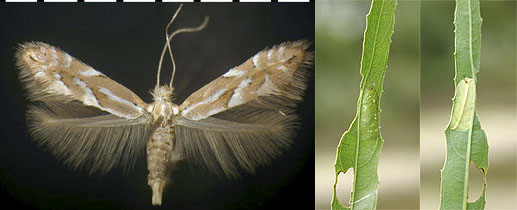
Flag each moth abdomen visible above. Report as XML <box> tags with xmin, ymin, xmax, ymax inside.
<box><xmin>147</xmin><ymin>125</ymin><xmax>175</xmax><ymax>206</ymax></box>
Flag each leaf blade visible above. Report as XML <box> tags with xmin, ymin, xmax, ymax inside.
<box><xmin>439</xmin><ymin>0</ymin><xmax>488</xmax><ymax>209</ymax></box>
<box><xmin>331</xmin><ymin>0</ymin><xmax>397</xmax><ymax>209</ymax></box>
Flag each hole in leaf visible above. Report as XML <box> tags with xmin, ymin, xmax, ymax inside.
<box><xmin>467</xmin><ymin>161</ymin><xmax>484</xmax><ymax>202</ymax></box>
<box><xmin>335</xmin><ymin>170</ymin><xmax>354</xmax><ymax>206</ymax></box>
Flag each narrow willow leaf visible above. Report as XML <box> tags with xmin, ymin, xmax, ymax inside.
<box><xmin>331</xmin><ymin>0</ymin><xmax>396</xmax><ymax>209</ymax></box>
<box><xmin>439</xmin><ymin>0</ymin><xmax>488</xmax><ymax>209</ymax></box>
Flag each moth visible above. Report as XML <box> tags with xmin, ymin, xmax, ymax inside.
<box><xmin>14</xmin><ymin>6</ymin><xmax>313</xmax><ymax>206</ymax></box>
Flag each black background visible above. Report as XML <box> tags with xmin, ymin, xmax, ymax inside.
<box><xmin>0</xmin><ymin>3</ymin><xmax>314</xmax><ymax>210</ymax></box>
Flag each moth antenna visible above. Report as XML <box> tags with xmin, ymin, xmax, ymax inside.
<box><xmin>166</xmin><ymin>16</ymin><xmax>209</xmax><ymax>90</ymax></box>
<box><xmin>155</xmin><ymin>6</ymin><xmax>210</xmax><ymax>92</ymax></box>
<box><xmin>156</xmin><ymin>4</ymin><xmax>183</xmax><ymax>89</ymax></box>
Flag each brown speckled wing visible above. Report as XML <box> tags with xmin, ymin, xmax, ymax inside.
<box><xmin>179</xmin><ymin>40</ymin><xmax>313</xmax><ymax>121</ymax></box>
<box><xmin>175</xmin><ymin>40</ymin><xmax>313</xmax><ymax>178</ymax></box>
<box><xmin>15</xmin><ymin>42</ymin><xmax>153</xmax><ymax>174</ymax></box>
<box><xmin>16</xmin><ymin>42</ymin><xmax>147</xmax><ymax>119</ymax></box>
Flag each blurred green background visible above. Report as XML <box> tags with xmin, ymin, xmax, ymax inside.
<box><xmin>316</xmin><ymin>0</ymin><xmax>419</xmax><ymax>209</ymax></box>
<box><xmin>420</xmin><ymin>1</ymin><xmax>516</xmax><ymax>209</ymax></box>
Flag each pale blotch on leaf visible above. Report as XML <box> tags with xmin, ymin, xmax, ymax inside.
<box><xmin>450</xmin><ymin>78</ymin><xmax>476</xmax><ymax>131</ymax></box>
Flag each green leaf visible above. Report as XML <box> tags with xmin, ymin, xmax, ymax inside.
<box><xmin>331</xmin><ymin>0</ymin><xmax>396</xmax><ymax>209</ymax></box>
<box><xmin>439</xmin><ymin>0</ymin><xmax>488</xmax><ymax>209</ymax></box>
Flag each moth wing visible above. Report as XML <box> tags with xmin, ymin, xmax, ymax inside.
<box><xmin>179</xmin><ymin>40</ymin><xmax>313</xmax><ymax>121</ymax></box>
<box><xmin>28</xmin><ymin>104</ymin><xmax>153</xmax><ymax>174</ymax></box>
<box><xmin>174</xmin><ymin>113</ymin><xmax>297</xmax><ymax>178</ymax></box>
<box><xmin>15</xmin><ymin>42</ymin><xmax>146</xmax><ymax>119</ymax></box>
<box><xmin>15</xmin><ymin>42</ymin><xmax>153</xmax><ymax>174</ymax></box>
<box><xmin>176</xmin><ymin>40</ymin><xmax>313</xmax><ymax>177</ymax></box>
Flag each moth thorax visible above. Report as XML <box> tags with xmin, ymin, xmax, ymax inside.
<box><xmin>149</xmin><ymin>85</ymin><xmax>179</xmax><ymax>120</ymax></box>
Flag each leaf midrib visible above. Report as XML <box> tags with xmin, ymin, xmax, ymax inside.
<box><xmin>462</xmin><ymin>0</ymin><xmax>477</xmax><ymax>209</ymax></box>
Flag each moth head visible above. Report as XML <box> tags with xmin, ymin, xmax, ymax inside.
<box><xmin>16</xmin><ymin>42</ymin><xmax>56</xmax><ymax>70</ymax></box>
<box><xmin>151</xmin><ymin>85</ymin><xmax>173</xmax><ymax>103</ymax></box>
